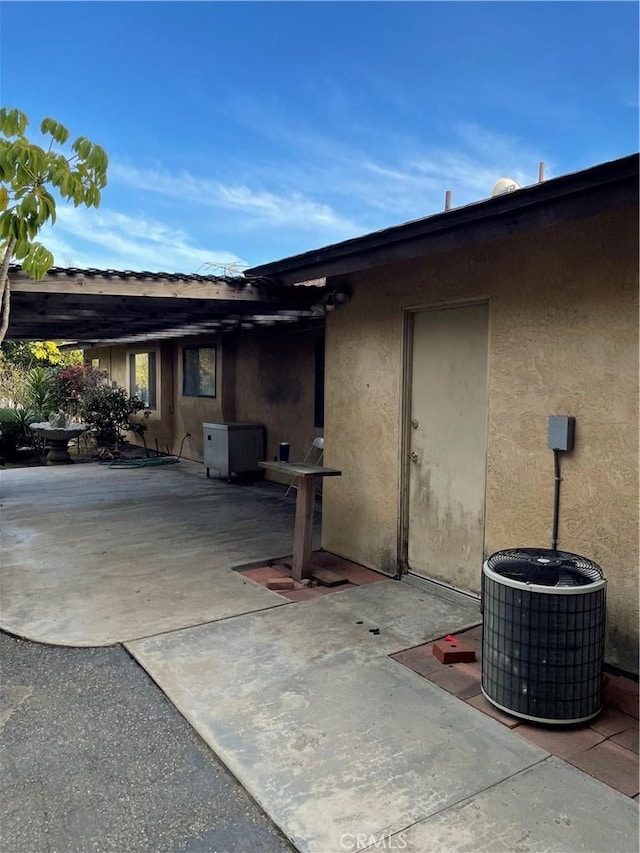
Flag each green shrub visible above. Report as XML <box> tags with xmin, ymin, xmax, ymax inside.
<box><xmin>0</xmin><ymin>357</ymin><xmax>30</xmax><ymax>408</ymax></box>
<box><xmin>0</xmin><ymin>407</ymin><xmax>34</xmax><ymax>458</ymax></box>
<box><xmin>79</xmin><ymin>385</ymin><xmax>146</xmax><ymax>450</ymax></box>
<box><xmin>24</xmin><ymin>367</ymin><xmax>58</xmax><ymax>420</ymax></box>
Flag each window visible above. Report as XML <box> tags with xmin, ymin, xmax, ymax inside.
<box><xmin>90</xmin><ymin>358</ymin><xmax>100</xmax><ymax>369</ymax></box>
<box><xmin>128</xmin><ymin>351</ymin><xmax>157</xmax><ymax>408</ymax></box>
<box><xmin>183</xmin><ymin>346</ymin><xmax>216</xmax><ymax>397</ymax></box>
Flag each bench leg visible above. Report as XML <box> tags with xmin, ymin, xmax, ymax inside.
<box><xmin>292</xmin><ymin>476</ymin><xmax>315</xmax><ymax>581</ymax></box>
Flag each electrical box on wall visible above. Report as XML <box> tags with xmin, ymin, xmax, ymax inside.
<box><xmin>547</xmin><ymin>416</ymin><xmax>575</xmax><ymax>452</ymax></box>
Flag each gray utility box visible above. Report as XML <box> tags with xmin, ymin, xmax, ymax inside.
<box><xmin>547</xmin><ymin>415</ymin><xmax>575</xmax><ymax>451</ymax></box>
<box><xmin>203</xmin><ymin>422</ymin><xmax>265</xmax><ymax>480</ymax></box>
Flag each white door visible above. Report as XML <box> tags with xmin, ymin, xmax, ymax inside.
<box><xmin>406</xmin><ymin>304</ymin><xmax>488</xmax><ymax>592</ymax></box>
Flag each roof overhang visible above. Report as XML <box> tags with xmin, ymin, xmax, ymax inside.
<box><xmin>6</xmin><ymin>267</ymin><xmax>326</xmax><ymax>345</ymax></box>
<box><xmin>246</xmin><ymin>154</ymin><xmax>639</xmax><ymax>285</ymax></box>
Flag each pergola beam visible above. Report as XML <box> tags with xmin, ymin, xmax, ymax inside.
<box><xmin>5</xmin><ymin>266</ymin><xmax>325</xmax><ymax>343</ymax></box>
<box><xmin>8</xmin><ymin>269</ymin><xmax>261</xmax><ymax>301</ymax></box>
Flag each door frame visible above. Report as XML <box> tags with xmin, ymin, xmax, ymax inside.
<box><xmin>397</xmin><ymin>297</ymin><xmax>490</xmax><ymax>590</ymax></box>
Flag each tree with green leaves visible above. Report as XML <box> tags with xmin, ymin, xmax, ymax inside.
<box><xmin>1</xmin><ymin>339</ymin><xmax>82</xmax><ymax>367</ymax></box>
<box><xmin>0</xmin><ymin>107</ymin><xmax>108</xmax><ymax>343</ymax></box>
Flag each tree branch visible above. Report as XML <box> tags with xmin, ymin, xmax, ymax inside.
<box><xmin>0</xmin><ymin>236</ymin><xmax>17</xmax><ymax>344</ymax></box>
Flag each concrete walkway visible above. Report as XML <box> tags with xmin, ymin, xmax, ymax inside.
<box><xmin>1</xmin><ymin>463</ymin><xmax>637</xmax><ymax>853</ymax></box>
<box><xmin>127</xmin><ymin>587</ymin><xmax>637</xmax><ymax>853</ymax></box>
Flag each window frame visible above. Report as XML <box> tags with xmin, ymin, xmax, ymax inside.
<box><xmin>182</xmin><ymin>344</ymin><xmax>217</xmax><ymax>399</ymax></box>
<box><xmin>127</xmin><ymin>349</ymin><xmax>159</xmax><ymax>410</ymax></box>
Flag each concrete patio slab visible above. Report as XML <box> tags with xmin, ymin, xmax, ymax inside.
<box><xmin>394</xmin><ymin>756</ymin><xmax>639</xmax><ymax>853</ymax></box>
<box><xmin>5</xmin><ymin>462</ymin><xmax>637</xmax><ymax>853</ymax></box>
<box><xmin>0</xmin><ymin>462</ymin><xmax>319</xmax><ymax>645</ymax></box>
<box><xmin>126</xmin><ymin>586</ymin><xmax>544</xmax><ymax>853</ymax></box>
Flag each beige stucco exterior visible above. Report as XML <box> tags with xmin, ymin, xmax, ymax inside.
<box><xmin>85</xmin><ymin>325</ymin><xmax>321</xmax><ymax>484</ymax></box>
<box><xmin>233</xmin><ymin>326</ymin><xmax>323</xmax><ymax>482</ymax></box>
<box><xmin>321</xmin><ymin>206</ymin><xmax>639</xmax><ymax>673</ymax></box>
<box><xmin>84</xmin><ymin>339</ymin><xmax>224</xmax><ymax>460</ymax></box>
<box><xmin>81</xmin><ymin>180</ymin><xmax>638</xmax><ymax>673</ymax></box>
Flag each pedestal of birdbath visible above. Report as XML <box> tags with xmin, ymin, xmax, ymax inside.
<box><xmin>29</xmin><ymin>422</ymin><xmax>89</xmax><ymax>465</ymax></box>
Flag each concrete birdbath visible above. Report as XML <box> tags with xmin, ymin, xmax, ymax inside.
<box><xmin>30</xmin><ymin>411</ymin><xmax>89</xmax><ymax>465</ymax></box>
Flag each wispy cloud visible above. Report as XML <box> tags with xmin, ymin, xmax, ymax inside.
<box><xmin>354</xmin><ymin>124</ymin><xmax>542</xmax><ymax>211</ymax></box>
<box><xmin>220</xmin><ymin>93</ymin><xmax>547</xmax><ymax>218</ymax></box>
<box><xmin>261</xmin><ymin>123</ymin><xmax>544</xmax><ymax>224</ymax></box>
<box><xmin>112</xmin><ymin>119</ymin><xmax>544</xmax><ymax>243</ymax></box>
<box><xmin>37</xmin><ymin>119</ymin><xmax>548</xmax><ymax>272</ymax></box>
<box><xmin>111</xmin><ymin>162</ymin><xmax>361</xmax><ymax>235</ymax></box>
<box><xmin>39</xmin><ymin>207</ymin><xmax>244</xmax><ymax>273</ymax></box>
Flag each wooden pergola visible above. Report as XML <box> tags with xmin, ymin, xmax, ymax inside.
<box><xmin>6</xmin><ymin>266</ymin><xmax>326</xmax><ymax>345</ymax></box>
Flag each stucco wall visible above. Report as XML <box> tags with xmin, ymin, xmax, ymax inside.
<box><xmin>84</xmin><ymin>336</ymin><xmax>225</xmax><ymax>460</ymax></box>
<box><xmin>234</xmin><ymin>326</ymin><xmax>322</xmax><ymax>484</ymax></box>
<box><xmin>322</xmin><ymin>207</ymin><xmax>639</xmax><ymax>672</ymax></box>
<box><xmin>171</xmin><ymin>337</ymin><xmax>225</xmax><ymax>461</ymax></box>
<box><xmin>85</xmin><ymin>326</ymin><xmax>320</xmax><ymax>481</ymax></box>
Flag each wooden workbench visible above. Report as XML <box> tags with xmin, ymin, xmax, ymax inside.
<box><xmin>258</xmin><ymin>461</ymin><xmax>342</xmax><ymax>580</ymax></box>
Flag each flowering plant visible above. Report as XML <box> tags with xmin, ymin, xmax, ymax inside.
<box><xmin>50</xmin><ymin>364</ymin><xmax>107</xmax><ymax>403</ymax></box>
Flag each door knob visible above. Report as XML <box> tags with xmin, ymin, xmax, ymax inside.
<box><xmin>409</xmin><ymin>450</ymin><xmax>419</xmax><ymax>462</ymax></box>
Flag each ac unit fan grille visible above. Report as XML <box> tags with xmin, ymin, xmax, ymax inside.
<box><xmin>486</xmin><ymin>548</ymin><xmax>603</xmax><ymax>587</ymax></box>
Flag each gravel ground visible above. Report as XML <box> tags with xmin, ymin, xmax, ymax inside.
<box><xmin>0</xmin><ymin>631</ymin><xmax>296</xmax><ymax>853</ymax></box>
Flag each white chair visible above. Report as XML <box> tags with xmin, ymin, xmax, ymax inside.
<box><xmin>284</xmin><ymin>436</ymin><xmax>324</xmax><ymax>497</ymax></box>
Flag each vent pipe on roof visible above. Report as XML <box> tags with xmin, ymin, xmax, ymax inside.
<box><xmin>444</xmin><ymin>190</ymin><xmax>452</xmax><ymax>211</ymax></box>
<box><xmin>538</xmin><ymin>161</ymin><xmax>546</xmax><ymax>183</ymax></box>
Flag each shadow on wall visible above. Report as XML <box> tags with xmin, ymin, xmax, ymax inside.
<box><xmin>258</xmin><ymin>353</ymin><xmax>303</xmax><ymax>405</ymax></box>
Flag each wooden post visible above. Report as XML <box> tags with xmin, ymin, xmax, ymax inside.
<box><xmin>292</xmin><ymin>475</ymin><xmax>315</xmax><ymax>580</ymax></box>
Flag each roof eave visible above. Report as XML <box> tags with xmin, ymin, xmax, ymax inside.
<box><xmin>246</xmin><ymin>154</ymin><xmax>639</xmax><ymax>285</ymax></box>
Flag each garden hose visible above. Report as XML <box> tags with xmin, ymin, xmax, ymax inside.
<box><xmin>102</xmin><ymin>456</ymin><xmax>180</xmax><ymax>469</ymax></box>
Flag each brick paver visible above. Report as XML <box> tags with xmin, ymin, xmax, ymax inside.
<box><xmin>391</xmin><ymin>625</ymin><xmax>640</xmax><ymax>799</ymax></box>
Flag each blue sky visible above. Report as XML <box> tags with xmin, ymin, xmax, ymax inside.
<box><xmin>1</xmin><ymin>1</ymin><xmax>638</xmax><ymax>273</ymax></box>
